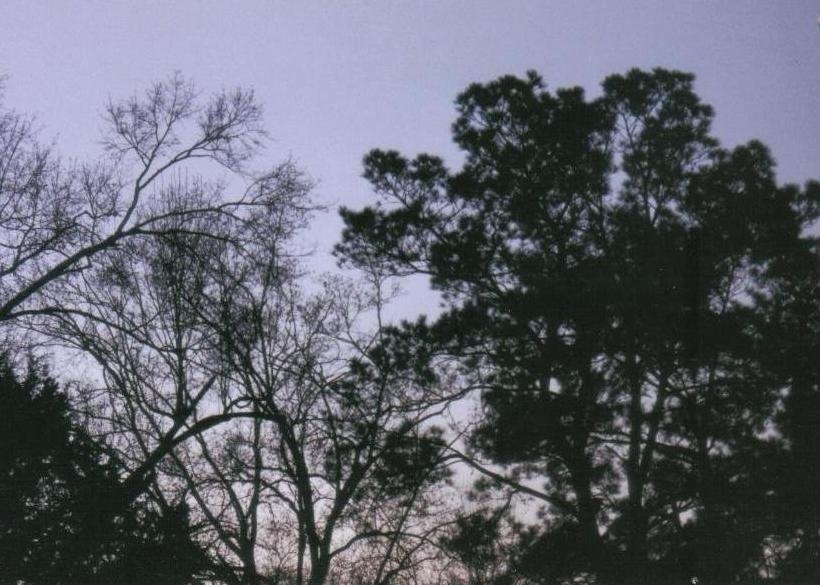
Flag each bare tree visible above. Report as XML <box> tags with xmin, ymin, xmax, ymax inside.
<box><xmin>5</xmin><ymin>73</ymin><xmax>462</xmax><ymax>585</ymax></box>
<box><xmin>40</xmin><ymin>181</ymin><xmax>458</xmax><ymax>585</ymax></box>
<box><xmin>183</xmin><ymin>262</ymin><xmax>462</xmax><ymax>585</ymax></box>
<box><xmin>0</xmin><ymin>72</ymin><xmax>300</xmax><ymax>327</ymax></box>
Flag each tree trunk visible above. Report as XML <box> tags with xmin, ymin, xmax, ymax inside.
<box><xmin>625</xmin><ymin>353</ymin><xmax>649</xmax><ymax>584</ymax></box>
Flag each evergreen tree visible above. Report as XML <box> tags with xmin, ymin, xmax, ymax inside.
<box><xmin>337</xmin><ymin>68</ymin><xmax>819</xmax><ymax>584</ymax></box>
<box><xmin>0</xmin><ymin>354</ymin><xmax>209</xmax><ymax>585</ymax></box>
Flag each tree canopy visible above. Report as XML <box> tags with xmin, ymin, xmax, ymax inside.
<box><xmin>1</xmin><ymin>67</ymin><xmax>817</xmax><ymax>585</ymax></box>
<box><xmin>338</xmin><ymin>67</ymin><xmax>820</xmax><ymax>585</ymax></box>
<box><xmin>0</xmin><ymin>75</ymin><xmax>457</xmax><ymax>585</ymax></box>
<box><xmin>0</xmin><ymin>355</ymin><xmax>209</xmax><ymax>585</ymax></box>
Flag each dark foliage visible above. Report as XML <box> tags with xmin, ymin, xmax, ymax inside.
<box><xmin>337</xmin><ymin>68</ymin><xmax>820</xmax><ymax>584</ymax></box>
<box><xmin>0</xmin><ymin>354</ymin><xmax>209</xmax><ymax>585</ymax></box>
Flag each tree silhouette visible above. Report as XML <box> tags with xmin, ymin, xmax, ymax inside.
<box><xmin>337</xmin><ymin>68</ymin><xmax>819</xmax><ymax>584</ymax></box>
<box><xmin>0</xmin><ymin>353</ymin><xmax>209</xmax><ymax>584</ymax></box>
<box><xmin>0</xmin><ymin>73</ymin><xmax>297</xmax><ymax>329</ymax></box>
<box><xmin>2</xmin><ymin>74</ymin><xmax>460</xmax><ymax>585</ymax></box>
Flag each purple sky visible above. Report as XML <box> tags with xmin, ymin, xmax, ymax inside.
<box><xmin>2</xmin><ymin>1</ymin><xmax>819</xmax><ymax>317</ymax></box>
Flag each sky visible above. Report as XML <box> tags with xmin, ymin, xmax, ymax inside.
<box><xmin>1</xmin><ymin>0</ymin><xmax>819</xmax><ymax>320</ymax></box>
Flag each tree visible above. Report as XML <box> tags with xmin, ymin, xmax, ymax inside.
<box><xmin>40</xmin><ymin>184</ymin><xmax>457</xmax><ymax>584</ymax></box>
<box><xmin>0</xmin><ymin>353</ymin><xmax>209</xmax><ymax>585</ymax></box>
<box><xmin>753</xmin><ymin>231</ymin><xmax>820</xmax><ymax>583</ymax></box>
<box><xmin>0</xmin><ymin>73</ymin><xmax>461</xmax><ymax>585</ymax></box>
<box><xmin>0</xmin><ymin>71</ymin><xmax>322</xmax><ymax>513</ymax></box>
<box><xmin>337</xmin><ymin>68</ymin><xmax>820</xmax><ymax>584</ymax></box>
<box><xmin>0</xmin><ymin>72</ymin><xmax>290</xmax><ymax>327</ymax></box>
<box><xmin>163</xmin><ymin>264</ymin><xmax>459</xmax><ymax>585</ymax></box>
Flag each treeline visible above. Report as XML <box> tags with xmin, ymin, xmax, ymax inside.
<box><xmin>0</xmin><ymin>69</ymin><xmax>817</xmax><ymax>585</ymax></box>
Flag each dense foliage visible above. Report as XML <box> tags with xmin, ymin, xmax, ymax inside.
<box><xmin>0</xmin><ymin>356</ymin><xmax>208</xmax><ymax>584</ymax></box>
<box><xmin>338</xmin><ymin>68</ymin><xmax>820</xmax><ymax>584</ymax></box>
<box><xmin>1</xmin><ymin>67</ymin><xmax>817</xmax><ymax>585</ymax></box>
